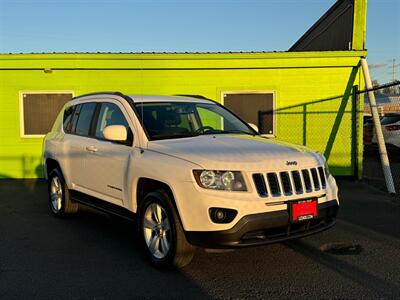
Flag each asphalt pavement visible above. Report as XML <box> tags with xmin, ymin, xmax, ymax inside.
<box><xmin>0</xmin><ymin>179</ymin><xmax>399</xmax><ymax>299</ymax></box>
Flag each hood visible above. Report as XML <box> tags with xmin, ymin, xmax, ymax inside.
<box><xmin>147</xmin><ymin>135</ymin><xmax>324</xmax><ymax>171</ymax></box>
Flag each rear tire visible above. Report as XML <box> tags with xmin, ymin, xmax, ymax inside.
<box><xmin>138</xmin><ymin>191</ymin><xmax>195</xmax><ymax>269</ymax></box>
<box><xmin>48</xmin><ymin>168</ymin><xmax>78</xmax><ymax>216</ymax></box>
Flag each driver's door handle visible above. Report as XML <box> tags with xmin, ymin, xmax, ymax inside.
<box><xmin>85</xmin><ymin>145</ymin><xmax>98</xmax><ymax>153</ymax></box>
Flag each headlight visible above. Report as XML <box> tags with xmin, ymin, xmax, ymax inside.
<box><xmin>324</xmin><ymin>161</ymin><xmax>331</xmax><ymax>178</ymax></box>
<box><xmin>193</xmin><ymin>170</ymin><xmax>247</xmax><ymax>191</ymax></box>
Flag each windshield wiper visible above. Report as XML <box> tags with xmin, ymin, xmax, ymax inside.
<box><xmin>151</xmin><ymin>133</ymin><xmax>200</xmax><ymax>140</ymax></box>
<box><xmin>201</xmin><ymin>129</ymin><xmax>257</xmax><ymax>136</ymax></box>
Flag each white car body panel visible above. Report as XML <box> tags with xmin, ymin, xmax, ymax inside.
<box><xmin>43</xmin><ymin>94</ymin><xmax>339</xmax><ymax>234</ymax></box>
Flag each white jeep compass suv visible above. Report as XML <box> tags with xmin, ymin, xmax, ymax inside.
<box><xmin>42</xmin><ymin>92</ymin><xmax>339</xmax><ymax>268</ymax></box>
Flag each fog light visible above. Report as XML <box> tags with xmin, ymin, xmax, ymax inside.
<box><xmin>209</xmin><ymin>207</ymin><xmax>237</xmax><ymax>224</ymax></box>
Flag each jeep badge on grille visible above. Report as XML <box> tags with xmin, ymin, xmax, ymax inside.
<box><xmin>286</xmin><ymin>161</ymin><xmax>298</xmax><ymax>166</ymax></box>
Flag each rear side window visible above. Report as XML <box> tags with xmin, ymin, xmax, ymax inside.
<box><xmin>63</xmin><ymin>105</ymin><xmax>75</xmax><ymax>133</ymax></box>
<box><xmin>74</xmin><ymin>103</ymin><xmax>97</xmax><ymax>136</ymax></box>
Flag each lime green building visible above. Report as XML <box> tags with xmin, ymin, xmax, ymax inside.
<box><xmin>0</xmin><ymin>0</ymin><xmax>367</xmax><ymax>179</ymax></box>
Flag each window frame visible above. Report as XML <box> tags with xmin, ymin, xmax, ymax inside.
<box><xmin>19</xmin><ymin>90</ymin><xmax>74</xmax><ymax>138</ymax></box>
<box><xmin>221</xmin><ymin>90</ymin><xmax>276</xmax><ymax>137</ymax></box>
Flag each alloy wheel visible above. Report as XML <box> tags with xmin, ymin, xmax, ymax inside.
<box><xmin>50</xmin><ymin>176</ymin><xmax>63</xmax><ymax>213</ymax></box>
<box><xmin>143</xmin><ymin>203</ymin><xmax>171</xmax><ymax>259</ymax></box>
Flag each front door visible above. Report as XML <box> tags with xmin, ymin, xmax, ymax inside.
<box><xmin>84</xmin><ymin>101</ymin><xmax>133</xmax><ymax>205</ymax></box>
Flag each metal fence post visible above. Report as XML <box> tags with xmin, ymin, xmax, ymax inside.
<box><xmin>352</xmin><ymin>85</ymin><xmax>359</xmax><ymax>179</ymax></box>
<box><xmin>360</xmin><ymin>58</ymin><xmax>396</xmax><ymax>194</ymax></box>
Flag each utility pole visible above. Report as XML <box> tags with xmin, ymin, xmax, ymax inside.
<box><xmin>392</xmin><ymin>58</ymin><xmax>396</xmax><ymax>82</ymax></box>
<box><xmin>389</xmin><ymin>58</ymin><xmax>400</xmax><ymax>82</ymax></box>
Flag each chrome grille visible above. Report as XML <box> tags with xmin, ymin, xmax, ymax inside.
<box><xmin>302</xmin><ymin>169</ymin><xmax>312</xmax><ymax>192</ymax></box>
<box><xmin>253</xmin><ymin>173</ymin><xmax>268</xmax><ymax>197</ymax></box>
<box><xmin>291</xmin><ymin>170</ymin><xmax>303</xmax><ymax>194</ymax></box>
<box><xmin>252</xmin><ymin>166</ymin><xmax>327</xmax><ymax>198</ymax></box>
<box><xmin>280</xmin><ymin>172</ymin><xmax>292</xmax><ymax>196</ymax></box>
<box><xmin>267</xmin><ymin>173</ymin><xmax>281</xmax><ymax>196</ymax></box>
<box><xmin>318</xmin><ymin>167</ymin><xmax>326</xmax><ymax>188</ymax></box>
<box><xmin>310</xmin><ymin>168</ymin><xmax>320</xmax><ymax>190</ymax></box>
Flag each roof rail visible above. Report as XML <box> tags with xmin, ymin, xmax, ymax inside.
<box><xmin>71</xmin><ymin>91</ymin><xmax>127</xmax><ymax>100</ymax></box>
<box><xmin>72</xmin><ymin>91</ymin><xmax>134</xmax><ymax>105</ymax></box>
<box><xmin>174</xmin><ymin>94</ymin><xmax>216</xmax><ymax>102</ymax></box>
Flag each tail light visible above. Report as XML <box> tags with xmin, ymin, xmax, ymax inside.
<box><xmin>385</xmin><ymin>125</ymin><xmax>400</xmax><ymax>131</ymax></box>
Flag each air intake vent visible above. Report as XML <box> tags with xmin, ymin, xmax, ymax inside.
<box><xmin>291</xmin><ymin>170</ymin><xmax>303</xmax><ymax>194</ymax></box>
<box><xmin>280</xmin><ymin>172</ymin><xmax>292</xmax><ymax>196</ymax></box>
<box><xmin>267</xmin><ymin>173</ymin><xmax>281</xmax><ymax>196</ymax></box>
<box><xmin>252</xmin><ymin>174</ymin><xmax>268</xmax><ymax>197</ymax></box>
<box><xmin>310</xmin><ymin>168</ymin><xmax>320</xmax><ymax>190</ymax></box>
<box><xmin>318</xmin><ymin>167</ymin><xmax>326</xmax><ymax>188</ymax></box>
<box><xmin>302</xmin><ymin>169</ymin><xmax>312</xmax><ymax>193</ymax></box>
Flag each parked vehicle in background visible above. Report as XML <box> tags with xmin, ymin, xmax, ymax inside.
<box><xmin>380</xmin><ymin>114</ymin><xmax>400</xmax><ymax>148</ymax></box>
<box><xmin>365</xmin><ymin>113</ymin><xmax>400</xmax><ymax>148</ymax></box>
<box><xmin>42</xmin><ymin>92</ymin><xmax>339</xmax><ymax>268</ymax></box>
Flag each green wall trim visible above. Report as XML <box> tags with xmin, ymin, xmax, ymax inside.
<box><xmin>0</xmin><ymin>50</ymin><xmax>367</xmax><ymax>62</ymax></box>
<box><xmin>352</xmin><ymin>0</ymin><xmax>368</xmax><ymax>50</ymax></box>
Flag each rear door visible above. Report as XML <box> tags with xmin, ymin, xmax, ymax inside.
<box><xmin>65</xmin><ymin>102</ymin><xmax>97</xmax><ymax>189</ymax></box>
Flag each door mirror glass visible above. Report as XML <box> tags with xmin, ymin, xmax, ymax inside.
<box><xmin>248</xmin><ymin>123</ymin><xmax>259</xmax><ymax>133</ymax></box>
<box><xmin>103</xmin><ymin>125</ymin><xmax>127</xmax><ymax>142</ymax></box>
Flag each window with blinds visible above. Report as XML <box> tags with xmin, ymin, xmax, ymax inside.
<box><xmin>21</xmin><ymin>92</ymin><xmax>73</xmax><ymax>136</ymax></box>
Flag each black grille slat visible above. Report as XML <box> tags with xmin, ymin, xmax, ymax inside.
<box><xmin>311</xmin><ymin>168</ymin><xmax>320</xmax><ymax>190</ymax></box>
<box><xmin>301</xmin><ymin>169</ymin><xmax>312</xmax><ymax>193</ymax></box>
<box><xmin>252</xmin><ymin>174</ymin><xmax>268</xmax><ymax>197</ymax></box>
<box><xmin>280</xmin><ymin>172</ymin><xmax>292</xmax><ymax>195</ymax></box>
<box><xmin>291</xmin><ymin>171</ymin><xmax>303</xmax><ymax>194</ymax></box>
<box><xmin>318</xmin><ymin>167</ymin><xmax>326</xmax><ymax>188</ymax></box>
<box><xmin>267</xmin><ymin>173</ymin><xmax>281</xmax><ymax>196</ymax></box>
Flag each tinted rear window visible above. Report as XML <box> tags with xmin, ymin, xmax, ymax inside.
<box><xmin>63</xmin><ymin>105</ymin><xmax>75</xmax><ymax>133</ymax></box>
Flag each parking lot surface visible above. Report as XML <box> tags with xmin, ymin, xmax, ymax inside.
<box><xmin>0</xmin><ymin>179</ymin><xmax>399</xmax><ymax>299</ymax></box>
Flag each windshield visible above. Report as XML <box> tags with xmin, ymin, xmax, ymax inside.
<box><xmin>135</xmin><ymin>102</ymin><xmax>256</xmax><ymax>140</ymax></box>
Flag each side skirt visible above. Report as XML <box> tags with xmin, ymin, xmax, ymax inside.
<box><xmin>70</xmin><ymin>190</ymin><xmax>136</xmax><ymax>221</ymax></box>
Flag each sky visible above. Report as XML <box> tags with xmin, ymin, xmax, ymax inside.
<box><xmin>0</xmin><ymin>0</ymin><xmax>399</xmax><ymax>83</ymax></box>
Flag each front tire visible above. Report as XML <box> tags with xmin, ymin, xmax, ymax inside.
<box><xmin>138</xmin><ymin>191</ymin><xmax>195</xmax><ymax>268</ymax></box>
<box><xmin>48</xmin><ymin>168</ymin><xmax>78</xmax><ymax>216</ymax></box>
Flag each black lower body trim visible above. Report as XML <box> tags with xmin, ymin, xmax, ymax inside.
<box><xmin>186</xmin><ymin>200</ymin><xmax>339</xmax><ymax>249</ymax></box>
<box><xmin>70</xmin><ymin>190</ymin><xmax>135</xmax><ymax>221</ymax></box>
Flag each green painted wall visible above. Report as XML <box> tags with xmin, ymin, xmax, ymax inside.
<box><xmin>0</xmin><ymin>51</ymin><xmax>366</xmax><ymax>178</ymax></box>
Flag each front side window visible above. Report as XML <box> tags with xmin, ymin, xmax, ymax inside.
<box><xmin>95</xmin><ymin>102</ymin><xmax>129</xmax><ymax>139</ymax></box>
<box><xmin>135</xmin><ymin>102</ymin><xmax>255</xmax><ymax>140</ymax></box>
<box><xmin>74</xmin><ymin>103</ymin><xmax>97</xmax><ymax>136</ymax></box>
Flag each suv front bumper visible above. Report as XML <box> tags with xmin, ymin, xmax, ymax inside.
<box><xmin>185</xmin><ymin>200</ymin><xmax>338</xmax><ymax>249</ymax></box>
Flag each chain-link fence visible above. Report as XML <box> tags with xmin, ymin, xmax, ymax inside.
<box><xmin>362</xmin><ymin>81</ymin><xmax>400</xmax><ymax>194</ymax></box>
<box><xmin>258</xmin><ymin>84</ymin><xmax>360</xmax><ymax>179</ymax></box>
<box><xmin>256</xmin><ymin>80</ymin><xmax>400</xmax><ymax>195</ymax></box>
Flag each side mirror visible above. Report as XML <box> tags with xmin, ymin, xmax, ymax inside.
<box><xmin>248</xmin><ymin>123</ymin><xmax>259</xmax><ymax>133</ymax></box>
<box><xmin>103</xmin><ymin>125</ymin><xmax>127</xmax><ymax>142</ymax></box>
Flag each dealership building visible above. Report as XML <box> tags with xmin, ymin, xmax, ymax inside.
<box><xmin>0</xmin><ymin>0</ymin><xmax>367</xmax><ymax>179</ymax></box>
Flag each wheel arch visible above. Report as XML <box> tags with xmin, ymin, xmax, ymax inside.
<box><xmin>136</xmin><ymin>177</ymin><xmax>186</xmax><ymax>229</ymax></box>
<box><xmin>45</xmin><ymin>158</ymin><xmax>62</xmax><ymax>180</ymax></box>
